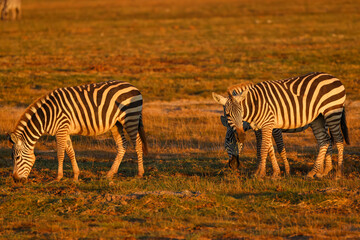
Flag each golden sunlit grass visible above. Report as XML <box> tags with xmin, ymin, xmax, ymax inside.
<box><xmin>1</xmin><ymin>0</ymin><xmax>360</xmax><ymax>238</ymax></box>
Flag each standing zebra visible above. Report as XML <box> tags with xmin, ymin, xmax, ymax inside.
<box><xmin>213</xmin><ymin>72</ymin><xmax>349</xmax><ymax>178</ymax></box>
<box><xmin>8</xmin><ymin>81</ymin><xmax>148</xmax><ymax>182</ymax></box>
<box><xmin>221</xmin><ymin>82</ymin><xmax>333</xmax><ymax>178</ymax></box>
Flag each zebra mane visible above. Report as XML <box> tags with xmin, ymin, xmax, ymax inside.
<box><xmin>14</xmin><ymin>94</ymin><xmax>47</xmax><ymax>133</ymax></box>
<box><xmin>227</xmin><ymin>81</ymin><xmax>255</xmax><ymax>96</ymax></box>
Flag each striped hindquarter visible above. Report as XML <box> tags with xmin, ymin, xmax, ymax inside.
<box><xmin>213</xmin><ymin>72</ymin><xmax>349</xmax><ymax>178</ymax></box>
<box><xmin>8</xmin><ymin>81</ymin><xmax>148</xmax><ymax>182</ymax></box>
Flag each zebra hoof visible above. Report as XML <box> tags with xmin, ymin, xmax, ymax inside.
<box><xmin>284</xmin><ymin>168</ymin><xmax>291</xmax><ymax>177</ymax></box>
<box><xmin>305</xmin><ymin>171</ymin><xmax>317</xmax><ymax>179</ymax></box>
<box><xmin>55</xmin><ymin>177</ymin><xmax>63</xmax><ymax>182</ymax></box>
<box><xmin>271</xmin><ymin>174</ymin><xmax>281</xmax><ymax>180</ymax></box>
<box><xmin>322</xmin><ymin>170</ymin><xmax>332</xmax><ymax>177</ymax></box>
<box><xmin>335</xmin><ymin>173</ymin><xmax>342</xmax><ymax>180</ymax></box>
<box><xmin>106</xmin><ymin>173</ymin><xmax>114</xmax><ymax>180</ymax></box>
<box><xmin>314</xmin><ymin>173</ymin><xmax>324</xmax><ymax>179</ymax></box>
<box><xmin>304</xmin><ymin>174</ymin><xmax>314</xmax><ymax>180</ymax></box>
<box><xmin>73</xmin><ymin>175</ymin><xmax>79</xmax><ymax>182</ymax></box>
<box><xmin>253</xmin><ymin>172</ymin><xmax>265</xmax><ymax>179</ymax></box>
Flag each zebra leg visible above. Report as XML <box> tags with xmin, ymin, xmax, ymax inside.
<box><xmin>268</xmin><ymin>146</ymin><xmax>281</xmax><ymax>179</ymax></box>
<box><xmin>107</xmin><ymin>123</ymin><xmax>127</xmax><ymax>179</ymax></box>
<box><xmin>335</xmin><ymin>142</ymin><xmax>344</xmax><ymax>179</ymax></box>
<box><xmin>307</xmin><ymin>116</ymin><xmax>330</xmax><ymax>178</ymax></box>
<box><xmin>135</xmin><ymin>132</ymin><xmax>145</xmax><ymax>177</ymax></box>
<box><xmin>323</xmin><ymin>154</ymin><xmax>332</xmax><ymax>176</ymax></box>
<box><xmin>322</xmin><ymin>140</ymin><xmax>333</xmax><ymax>176</ymax></box>
<box><xmin>307</xmin><ymin>144</ymin><xmax>328</xmax><ymax>178</ymax></box>
<box><xmin>123</xmin><ymin>116</ymin><xmax>145</xmax><ymax>178</ymax></box>
<box><xmin>273</xmin><ymin>129</ymin><xmax>290</xmax><ymax>176</ymax></box>
<box><xmin>325</xmin><ymin>112</ymin><xmax>344</xmax><ymax>178</ymax></box>
<box><xmin>254</xmin><ymin>129</ymin><xmax>280</xmax><ymax>178</ymax></box>
<box><xmin>254</xmin><ymin>130</ymin><xmax>262</xmax><ymax>176</ymax></box>
<box><xmin>55</xmin><ymin>131</ymin><xmax>68</xmax><ymax>181</ymax></box>
<box><xmin>281</xmin><ymin>149</ymin><xmax>290</xmax><ymax>176</ymax></box>
<box><xmin>255</xmin><ymin>126</ymin><xmax>274</xmax><ymax>178</ymax></box>
<box><xmin>65</xmin><ymin>135</ymin><xmax>80</xmax><ymax>181</ymax></box>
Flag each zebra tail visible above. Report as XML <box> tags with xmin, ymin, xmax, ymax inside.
<box><xmin>341</xmin><ymin>107</ymin><xmax>350</xmax><ymax>145</ymax></box>
<box><xmin>139</xmin><ymin>114</ymin><xmax>148</xmax><ymax>155</ymax></box>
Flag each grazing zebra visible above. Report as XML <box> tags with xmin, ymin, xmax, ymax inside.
<box><xmin>1</xmin><ymin>0</ymin><xmax>21</xmax><ymax>20</ymax></box>
<box><xmin>222</xmin><ymin>82</ymin><xmax>333</xmax><ymax>177</ymax></box>
<box><xmin>213</xmin><ymin>72</ymin><xmax>349</xmax><ymax>178</ymax></box>
<box><xmin>8</xmin><ymin>81</ymin><xmax>148</xmax><ymax>182</ymax></box>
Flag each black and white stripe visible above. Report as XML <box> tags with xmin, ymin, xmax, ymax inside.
<box><xmin>222</xmin><ymin>82</ymin><xmax>333</xmax><ymax>177</ymax></box>
<box><xmin>8</xmin><ymin>81</ymin><xmax>148</xmax><ymax>181</ymax></box>
<box><xmin>213</xmin><ymin>72</ymin><xmax>349</xmax><ymax>178</ymax></box>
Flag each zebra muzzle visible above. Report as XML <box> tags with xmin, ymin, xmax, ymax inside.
<box><xmin>12</xmin><ymin>173</ymin><xmax>27</xmax><ymax>183</ymax></box>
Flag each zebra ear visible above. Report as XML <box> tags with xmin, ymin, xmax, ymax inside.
<box><xmin>7</xmin><ymin>133</ymin><xmax>15</xmax><ymax>147</ymax></box>
<box><xmin>8</xmin><ymin>133</ymin><xmax>21</xmax><ymax>147</ymax></box>
<box><xmin>230</xmin><ymin>89</ymin><xmax>249</xmax><ymax>103</ymax></box>
<box><xmin>212</xmin><ymin>92</ymin><xmax>227</xmax><ymax>106</ymax></box>
<box><xmin>220</xmin><ymin>115</ymin><xmax>227</xmax><ymax>127</ymax></box>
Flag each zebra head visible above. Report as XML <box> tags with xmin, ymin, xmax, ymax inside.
<box><xmin>220</xmin><ymin>115</ymin><xmax>243</xmax><ymax>169</ymax></box>
<box><xmin>212</xmin><ymin>91</ymin><xmax>248</xmax><ymax>144</ymax></box>
<box><xmin>8</xmin><ymin>133</ymin><xmax>35</xmax><ymax>182</ymax></box>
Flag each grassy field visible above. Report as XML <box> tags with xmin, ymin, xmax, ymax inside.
<box><xmin>1</xmin><ymin>0</ymin><xmax>360</xmax><ymax>239</ymax></box>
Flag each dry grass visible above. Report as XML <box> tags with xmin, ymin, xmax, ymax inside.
<box><xmin>1</xmin><ymin>0</ymin><xmax>360</xmax><ymax>238</ymax></box>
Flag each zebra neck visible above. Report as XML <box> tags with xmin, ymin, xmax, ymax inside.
<box><xmin>14</xmin><ymin>102</ymin><xmax>46</xmax><ymax>149</ymax></box>
<box><xmin>12</xmin><ymin>129</ymin><xmax>40</xmax><ymax>151</ymax></box>
<box><xmin>240</xmin><ymin>92</ymin><xmax>262</xmax><ymax>130</ymax></box>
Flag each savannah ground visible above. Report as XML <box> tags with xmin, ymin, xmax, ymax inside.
<box><xmin>1</xmin><ymin>0</ymin><xmax>360</xmax><ymax>239</ymax></box>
